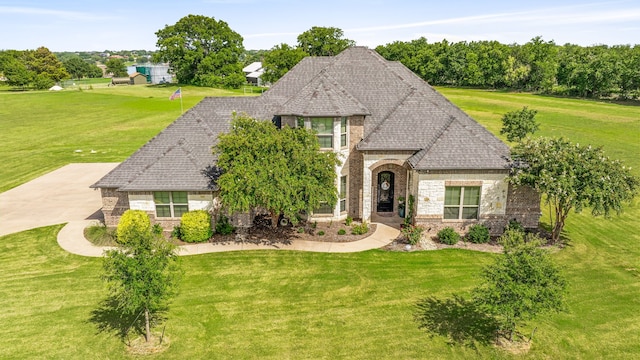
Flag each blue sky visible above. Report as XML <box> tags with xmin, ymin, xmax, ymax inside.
<box><xmin>1</xmin><ymin>0</ymin><xmax>639</xmax><ymax>51</ymax></box>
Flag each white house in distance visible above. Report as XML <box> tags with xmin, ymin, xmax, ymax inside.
<box><xmin>242</xmin><ymin>62</ymin><xmax>264</xmax><ymax>86</ymax></box>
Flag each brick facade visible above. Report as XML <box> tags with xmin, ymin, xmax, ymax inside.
<box><xmin>100</xmin><ymin>188</ymin><xmax>129</xmax><ymax>227</ymax></box>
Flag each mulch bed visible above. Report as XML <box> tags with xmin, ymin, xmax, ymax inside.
<box><xmin>208</xmin><ymin>220</ymin><xmax>378</xmax><ymax>246</ymax></box>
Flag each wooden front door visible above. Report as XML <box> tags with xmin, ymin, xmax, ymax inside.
<box><xmin>377</xmin><ymin>171</ymin><xmax>394</xmax><ymax>212</ymax></box>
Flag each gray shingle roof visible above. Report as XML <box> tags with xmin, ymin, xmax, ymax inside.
<box><xmin>278</xmin><ymin>72</ymin><xmax>370</xmax><ymax>117</ymax></box>
<box><xmin>93</xmin><ymin>46</ymin><xmax>509</xmax><ymax>191</ymax></box>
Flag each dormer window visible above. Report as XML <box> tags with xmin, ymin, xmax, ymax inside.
<box><xmin>295</xmin><ymin>116</ymin><xmax>349</xmax><ymax>150</ymax></box>
<box><xmin>311</xmin><ymin>117</ymin><xmax>334</xmax><ymax>149</ymax></box>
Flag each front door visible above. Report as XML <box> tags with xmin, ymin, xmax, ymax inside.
<box><xmin>377</xmin><ymin>171</ymin><xmax>394</xmax><ymax>212</ymax></box>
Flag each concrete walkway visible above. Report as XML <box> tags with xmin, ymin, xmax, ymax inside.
<box><xmin>1</xmin><ymin>163</ymin><xmax>400</xmax><ymax>257</ymax></box>
<box><xmin>57</xmin><ymin>220</ymin><xmax>400</xmax><ymax>257</ymax></box>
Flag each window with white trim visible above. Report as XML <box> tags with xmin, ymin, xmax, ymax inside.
<box><xmin>340</xmin><ymin>117</ymin><xmax>347</xmax><ymax>148</ymax></box>
<box><xmin>311</xmin><ymin>117</ymin><xmax>333</xmax><ymax>149</ymax></box>
<box><xmin>154</xmin><ymin>191</ymin><xmax>189</xmax><ymax>218</ymax></box>
<box><xmin>340</xmin><ymin>176</ymin><xmax>347</xmax><ymax>212</ymax></box>
<box><xmin>444</xmin><ymin>186</ymin><xmax>480</xmax><ymax>220</ymax></box>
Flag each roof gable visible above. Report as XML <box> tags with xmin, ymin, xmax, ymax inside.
<box><xmin>278</xmin><ymin>72</ymin><xmax>370</xmax><ymax>117</ymax></box>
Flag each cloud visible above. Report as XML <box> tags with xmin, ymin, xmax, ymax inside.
<box><xmin>345</xmin><ymin>2</ymin><xmax>640</xmax><ymax>34</ymax></box>
<box><xmin>0</xmin><ymin>6</ymin><xmax>115</xmax><ymax>21</ymax></box>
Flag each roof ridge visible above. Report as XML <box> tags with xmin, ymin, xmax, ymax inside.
<box><xmin>358</xmin><ymin>86</ymin><xmax>417</xmax><ymax>148</ymax></box>
<box><xmin>415</xmin><ymin>115</ymin><xmax>457</xmax><ymax>160</ymax></box>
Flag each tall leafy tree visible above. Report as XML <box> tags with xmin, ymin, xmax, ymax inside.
<box><xmin>105</xmin><ymin>58</ymin><xmax>128</xmax><ymax>77</ymax></box>
<box><xmin>473</xmin><ymin>230</ymin><xmax>567</xmax><ymax>341</ymax></box>
<box><xmin>500</xmin><ymin>106</ymin><xmax>539</xmax><ymax>143</ymax></box>
<box><xmin>261</xmin><ymin>43</ymin><xmax>308</xmax><ymax>83</ymax></box>
<box><xmin>63</xmin><ymin>56</ymin><xmax>103</xmax><ymax>79</ymax></box>
<box><xmin>2</xmin><ymin>56</ymin><xmax>34</xmax><ymax>88</ymax></box>
<box><xmin>25</xmin><ymin>46</ymin><xmax>69</xmax><ymax>83</ymax></box>
<box><xmin>214</xmin><ymin>114</ymin><xmax>341</xmax><ymax>227</ymax></box>
<box><xmin>510</xmin><ymin>137</ymin><xmax>638</xmax><ymax>242</ymax></box>
<box><xmin>103</xmin><ymin>210</ymin><xmax>181</xmax><ymax>343</ymax></box>
<box><xmin>154</xmin><ymin>14</ymin><xmax>245</xmax><ymax>87</ymax></box>
<box><xmin>297</xmin><ymin>26</ymin><xmax>355</xmax><ymax>56</ymax></box>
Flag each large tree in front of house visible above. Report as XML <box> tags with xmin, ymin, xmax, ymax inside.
<box><xmin>297</xmin><ymin>26</ymin><xmax>355</xmax><ymax>57</ymax></box>
<box><xmin>103</xmin><ymin>210</ymin><xmax>181</xmax><ymax>343</ymax></box>
<box><xmin>510</xmin><ymin>137</ymin><xmax>638</xmax><ymax>242</ymax></box>
<box><xmin>154</xmin><ymin>14</ymin><xmax>245</xmax><ymax>88</ymax></box>
<box><xmin>473</xmin><ymin>230</ymin><xmax>567</xmax><ymax>342</ymax></box>
<box><xmin>214</xmin><ymin>114</ymin><xmax>341</xmax><ymax>228</ymax></box>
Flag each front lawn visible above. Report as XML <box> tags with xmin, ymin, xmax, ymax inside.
<box><xmin>0</xmin><ymin>87</ymin><xmax>638</xmax><ymax>358</ymax></box>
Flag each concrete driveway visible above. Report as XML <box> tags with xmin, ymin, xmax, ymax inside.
<box><xmin>0</xmin><ymin>163</ymin><xmax>118</xmax><ymax>237</ymax></box>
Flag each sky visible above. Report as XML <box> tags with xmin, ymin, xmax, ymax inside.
<box><xmin>1</xmin><ymin>0</ymin><xmax>639</xmax><ymax>52</ymax></box>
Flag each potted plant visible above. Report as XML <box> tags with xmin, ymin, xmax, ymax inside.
<box><xmin>398</xmin><ymin>196</ymin><xmax>406</xmax><ymax>218</ymax></box>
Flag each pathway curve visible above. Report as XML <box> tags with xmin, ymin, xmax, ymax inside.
<box><xmin>57</xmin><ymin>220</ymin><xmax>400</xmax><ymax>257</ymax></box>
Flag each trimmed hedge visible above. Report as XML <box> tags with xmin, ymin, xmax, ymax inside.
<box><xmin>180</xmin><ymin>210</ymin><xmax>212</xmax><ymax>243</ymax></box>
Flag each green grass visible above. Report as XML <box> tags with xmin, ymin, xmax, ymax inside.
<box><xmin>0</xmin><ymin>87</ymin><xmax>639</xmax><ymax>358</ymax></box>
<box><xmin>0</xmin><ymin>85</ymin><xmax>254</xmax><ymax>192</ymax></box>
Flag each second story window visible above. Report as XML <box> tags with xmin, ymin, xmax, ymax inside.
<box><xmin>340</xmin><ymin>117</ymin><xmax>347</xmax><ymax>148</ymax></box>
<box><xmin>311</xmin><ymin>117</ymin><xmax>334</xmax><ymax>149</ymax></box>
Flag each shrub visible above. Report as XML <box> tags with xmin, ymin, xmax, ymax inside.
<box><xmin>467</xmin><ymin>224</ymin><xmax>490</xmax><ymax>244</ymax></box>
<box><xmin>345</xmin><ymin>216</ymin><xmax>353</xmax><ymax>226</ymax></box>
<box><xmin>152</xmin><ymin>223</ymin><xmax>164</xmax><ymax>236</ymax></box>
<box><xmin>318</xmin><ymin>231</ymin><xmax>325</xmax><ymax>236</ymax></box>
<box><xmin>401</xmin><ymin>225</ymin><xmax>424</xmax><ymax>245</ymax></box>
<box><xmin>505</xmin><ymin>219</ymin><xmax>524</xmax><ymax>233</ymax></box>
<box><xmin>180</xmin><ymin>210</ymin><xmax>212</xmax><ymax>243</ymax></box>
<box><xmin>171</xmin><ymin>225</ymin><xmax>182</xmax><ymax>239</ymax></box>
<box><xmin>116</xmin><ymin>210</ymin><xmax>152</xmax><ymax>245</ymax></box>
<box><xmin>215</xmin><ymin>215</ymin><xmax>235</xmax><ymax>235</ymax></box>
<box><xmin>338</xmin><ymin>229</ymin><xmax>347</xmax><ymax>235</ymax></box>
<box><xmin>437</xmin><ymin>227</ymin><xmax>460</xmax><ymax>245</ymax></box>
<box><xmin>297</xmin><ymin>227</ymin><xmax>305</xmax><ymax>233</ymax></box>
<box><xmin>351</xmin><ymin>221</ymin><xmax>369</xmax><ymax>235</ymax></box>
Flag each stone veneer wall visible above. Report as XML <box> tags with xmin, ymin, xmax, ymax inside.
<box><xmin>100</xmin><ymin>188</ymin><xmax>129</xmax><ymax>227</ymax></box>
<box><xmin>412</xmin><ymin>171</ymin><xmax>540</xmax><ymax>236</ymax></box>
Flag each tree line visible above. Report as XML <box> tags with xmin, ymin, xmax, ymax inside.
<box><xmin>375</xmin><ymin>36</ymin><xmax>640</xmax><ymax>100</ymax></box>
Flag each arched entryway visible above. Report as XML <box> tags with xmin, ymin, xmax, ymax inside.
<box><xmin>377</xmin><ymin>171</ymin><xmax>394</xmax><ymax>212</ymax></box>
<box><xmin>370</xmin><ymin>163</ymin><xmax>407</xmax><ymax>220</ymax></box>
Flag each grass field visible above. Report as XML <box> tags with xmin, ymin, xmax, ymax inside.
<box><xmin>0</xmin><ymin>86</ymin><xmax>639</xmax><ymax>359</ymax></box>
<box><xmin>0</xmin><ymin>84</ymin><xmax>258</xmax><ymax>192</ymax></box>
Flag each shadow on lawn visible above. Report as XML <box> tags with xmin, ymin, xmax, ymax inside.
<box><xmin>414</xmin><ymin>294</ymin><xmax>498</xmax><ymax>349</ymax></box>
<box><xmin>89</xmin><ymin>297</ymin><xmax>167</xmax><ymax>344</ymax></box>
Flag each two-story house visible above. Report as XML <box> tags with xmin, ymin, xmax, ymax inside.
<box><xmin>92</xmin><ymin>47</ymin><xmax>540</xmax><ymax>235</ymax></box>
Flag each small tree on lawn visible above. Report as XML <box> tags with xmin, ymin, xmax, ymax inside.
<box><xmin>473</xmin><ymin>229</ymin><xmax>567</xmax><ymax>342</ymax></box>
<box><xmin>500</xmin><ymin>106</ymin><xmax>539</xmax><ymax>143</ymax></box>
<box><xmin>214</xmin><ymin>113</ymin><xmax>340</xmax><ymax>228</ymax></box>
<box><xmin>103</xmin><ymin>210</ymin><xmax>181</xmax><ymax>343</ymax></box>
<box><xmin>510</xmin><ymin>137</ymin><xmax>638</xmax><ymax>242</ymax></box>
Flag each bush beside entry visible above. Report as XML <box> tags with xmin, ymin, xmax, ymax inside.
<box><xmin>180</xmin><ymin>210</ymin><xmax>212</xmax><ymax>243</ymax></box>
